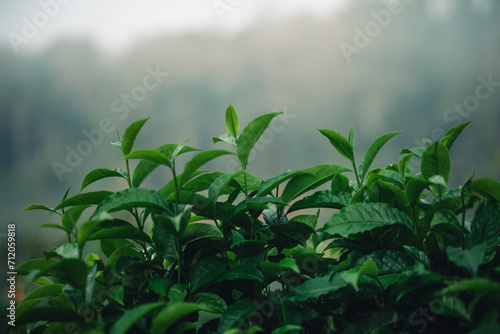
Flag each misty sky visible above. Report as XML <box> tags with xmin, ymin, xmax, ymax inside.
<box><xmin>1</xmin><ymin>0</ymin><xmax>349</xmax><ymax>54</ymax></box>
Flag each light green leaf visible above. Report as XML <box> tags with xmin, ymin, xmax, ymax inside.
<box><xmin>237</xmin><ymin>112</ymin><xmax>283</xmax><ymax>169</ymax></box>
<box><xmin>80</xmin><ymin>168</ymin><xmax>127</xmax><ymax>192</ymax></box>
<box><xmin>121</xmin><ymin>117</ymin><xmax>149</xmax><ymax>156</ymax></box>
<box><xmin>359</xmin><ymin>131</ymin><xmax>402</xmax><ymax>182</ymax></box>
<box><xmin>212</xmin><ymin>133</ymin><xmax>237</xmax><ymax>147</ymax></box>
<box><xmin>110</xmin><ymin>302</ymin><xmax>164</xmax><ymax>334</ymax></box>
<box><xmin>225</xmin><ymin>105</ymin><xmax>240</xmax><ymax>139</ymax></box>
<box><xmin>280</xmin><ymin>165</ymin><xmax>350</xmax><ymax>203</ymax></box>
<box><xmin>172</xmin><ymin>138</ymin><xmax>191</xmax><ymax>159</ymax></box>
<box><xmin>323</xmin><ymin>202</ymin><xmax>413</xmax><ymax>237</ymax></box>
<box><xmin>318</xmin><ymin>128</ymin><xmax>354</xmax><ymax>162</ymax></box>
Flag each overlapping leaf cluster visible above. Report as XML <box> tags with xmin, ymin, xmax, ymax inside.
<box><xmin>15</xmin><ymin>106</ymin><xmax>500</xmax><ymax>333</ymax></box>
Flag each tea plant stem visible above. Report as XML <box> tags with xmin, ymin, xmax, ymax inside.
<box><xmin>174</xmin><ymin>238</ymin><xmax>182</xmax><ymax>284</ymax></box>
<box><xmin>243</xmin><ymin>173</ymin><xmax>249</xmax><ymax>199</ymax></box>
<box><xmin>126</xmin><ymin>159</ymin><xmax>143</xmax><ymax>229</ymax></box>
<box><xmin>351</xmin><ymin>160</ymin><xmax>362</xmax><ymax>189</ymax></box>
<box><xmin>460</xmin><ymin>189</ymin><xmax>466</xmax><ymax>249</ymax></box>
<box><xmin>172</xmin><ymin>159</ymin><xmax>180</xmax><ymax>215</ymax></box>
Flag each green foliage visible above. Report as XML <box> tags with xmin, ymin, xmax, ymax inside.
<box><xmin>17</xmin><ymin>107</ymin><xmax>500</xmax><ymax>333</ymax></box>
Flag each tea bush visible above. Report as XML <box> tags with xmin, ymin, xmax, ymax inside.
<box><xmin>13</xmin><ymin>106</ymin><xmax>500</xmax><ymax>333</ymax></box>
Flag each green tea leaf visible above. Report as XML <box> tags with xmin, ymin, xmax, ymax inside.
<box><xmin>290</xmin><ymin>275</ymin><xmax>349</xmax><ymax>301</ymax></box>
<box><xmin>189</xmin><ymin>256</ymin><xmax>226</xmax><ymax>292</ymax></box>
<box><xmin>110</xmin><ymin>302</ymin><xmax>164</xmax><ymax>334</ymax></box>
<box><xmin>151</xmin><ymin>302</ymin><xmax>215</xmax><ymax>334</ymax></box>
<box><xmin>288</xmin><ymin>190</ymin><xmax>351</xmax><ymax>212</ymax></box>
<box><xmin>271</xmin><ymin>325</ymin><xmax>304</xmax><ymax>334</ymax></box>
<box><xmin>258</xmin><ymin>170</ymin><xmax>308</xmax><ymax>196</ymax></box>
<box><xmin>121</xmin><ymin>117</ymin><xmax>149</xmax><ymax>156</ymax></box>
<box><xmin>212</xmin><ymin>133</ymin><xmax>237</xmax><ymax>146</ymax></box>
<box><xmin>472</xmin><ymin>178</ymin><xmax>500</xmax><ymax>202</ymax></box>
<box><xmin>22</xmin><ymin>204</ymin><xmax>61</xmax><ymax>216</ymax></box>
<box><xmin>180</xmin><ymin>223</ymin><xmax>223</xmax><ymax>245</ymax></box>
<box><xmin>446</xmin><ymin>245</ymin><xmax>485</xmax><ymax>277</ymax></box>
<box><xmin>213</xmin><ymin>265</ymin><xmax>264</xmax><ymax>283</ymax></box>
<box><xmin>93</xmin><ymin>188</ymin><xmax>169</xmax><ymax>216</ymax></box>
<box><xmin>440</xmin><ymin>121</ymin><xmax>471</xmax><ymax>152</ymax></box>
<box><xmin>209</xmin><ymin>169</ymin><xmax>247</xmax><ymax>202</ymax></box>
<box><xmin>155</xmin><ymin>209</ymin><xmax>192</xmax><ymax>237</ymax></box>
<box><xmin>225</xmin><ymin>104</ymin><xmax>240</xmax><ymax>139</ymax></box>
<box><xmin>124</xmin><ymin>149</ymin><xmax>172</xmax><ymax>169</ymax></box>
<box><xmin>323</xmin><ymin>202</ymin><xmax>413</xmax><ymax>237</ymax></box>
<box><xmin>190</xmin><ymin>292</ymin><xmax>228</xmax><ymax>314</ymax></box>
<box><xmin>77</xmin><ymin>212</ymin><xmax>113</xmax><ymax>246</ymax></box>
<box><xmin>317</xmin><ymin>128</ymin><xmax>354</xmax><ymax>162</ymax></box>
<box><xmin>359</xmin><ymin>131</ymin><xmax>402</xmax><ymax>182</ymax></box>
<box><xmin>180</xmin><ymin>149</ymin><xmax>234</xmax><ymax>186</ymax></box>
<box><xmin>80</xmin><ymin>168</ymin><xmax>127</xmax><ymax>191</ymax></box>
<box><xmin>54</xmin><ymin>191</ymin><xmax>113</xmax><ymax>210</ymax></box>
<box><xmin>237</xmin><ymin>112</ymin><xmax>283</xmax><ymax>169</ymax></box>
<box><xmin>331</xmin><ymin>172</ymin><xmax>351</xmax><ymax>193</ymax></box>
<box><xmin>132</xmin><ymin>143</ymin><xmax>200</xmax><ymax>187</ymax></box>
<box><xmin>470</xmin><ymin>201</ymin><xmax>500</xmax><ymax>263</ymax></box>
<box><xmin>218</xmin><ymin>299</ymin><xmax>260</xmax><ymax>332</ymax></box>
<box><xmin>172</xmin><ymin>138</ymin><xmax>192</xmax><ymax>159</ymax></box>
<box><xmin>280</xmin><ymin>165</ymin><xmax>350</xmax><ymax>203</ymax></box>
<box><xmin>88</xmin><ymin>219</ymin><xmax>151</xmax><ymax>243</ymax></box>
<box><xmin>421</xmin><ymin>141</ymin><xmax>451</xmax><ymax>183</ymax></box>
<box><xmin>62</xmin><ymin>205</ymin><xmax>92</xmax><ymax>234</ymax></box>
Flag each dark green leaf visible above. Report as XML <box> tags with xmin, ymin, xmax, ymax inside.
<box><xmin>470</xmin><ymin>201</ymin><xmax>500</xmax><ymax>263</ymax></box>
<box><xmin>189</xmin><ymin>257</ymin><xmax>226</xmax><ymax>292</ymax></box>
<box><xmin>290</xmin><ymin>275</ymin><xmax>349</xmax><ymax>301</ymax></box>
<box><xmin>447</xmin><ymin>245</ymin><xmax>485</xmax><ymax>276</ymax></box>
<box><xmin>421</xmin><ymin>141</ymin><xmax>451</xmax><ymax>183</ymax></box>
<box><xmin>93</xmin><ymin>188</ymin><xmax>169</xmax><ymax>216</ymax></box>
<box><xmin>318</xmin><ymin>128</ymin><xmax>354</xmax><ymax>162</ymax></box>
<box><xmin>151</xmin><ymin>302</ymin><xmax>215</xmax><ymax>334</ymax></box>
<box><xmin>88</xmin><ymin>219</ymin><xmax>151</xmax><ymax>243</ymax></box>
<box><xmin>132</xmin><ymin>143</ymin><xmax>200</xmax><ymax>187</ymax></box>
<box><xmin>80</xmin><ymin>168</ymin><xmax>127</xmax><ymax>191</ymax></box>
<box><xmin>180</xmin><ymin>149</ymin><xmax>234</xmax><ymax>186</ymax></box>
<box><xmin>121</xmin><ymin>117</ymin><xmax>149</xmax><ymax>156</ymax></box>
<box><xmin>213</xmin><ymin>265</ymin><xmax>264</xmax><ymax>283</ymax></box>
<box><xmin>180</xmin><ymin>223</ymin><xmax>223</xmax><ymax>245</ymax></box>
<box><xmin>54</xmin><ymin>191</ymin><xmax>113</xmax><ymax>211</ymax></box>
<box><xmin>331</xmin><ymin>172</ymin><xmax>351</xmax><ymax>193</ymax></box>
<box><xmin>62</xmin><ymin>205</ymin><xmax>91</xmax><ymax>234</ymax></box>
<box><xmin>237</xmin><ymin>112</ymin><xmax>283</xmax><ymax>169</ymax></box>
<box><xmin>359</xmin><ymin>131</ymin><xmax>402</xmax><ymax>182</ymax></box>
<box><xmin>77</xmin><ymin>212</ymin><xmax>113</xmax><ymax>247</ymax></box>
<box><xmin>218</xmin><ymin>299</ymin><xmax>260</xmax><ymax>332</ymax></box>
<box><xmin>190</xmin><ymin>292</ymin><xmax>228</xmax><ymax>314</ymax></box>
<box><xmin>472</xmin><ymin>178</ymin><xmax>500</xmax><ymax>202</ymax></box>
<box><xmin>323</xmin><ymin>202</ymin><xmax>413</xmax><ymax>237</ymax></box>
<box><xmin>288</xmin><ymin>190</ymin><xmax>351</xmax><ymax>212</ymax></box>
<box><xmin>209</xmin><ymin>169</ymin><xmax>247</xmax><ymax>202</ymax></box>
<box><xmin>440</xmin><ymin>121</ymin><xmax>471</xmax><ymax>152</ymax></box>
<box><xmin>124</xmin><ymin>149</ymin><xmax>172</xmax><ymax>168</ymax></box>
<box><xmin>280</xmin><ymin>165</ymin><xmax>350</xmax><ymax>203</ymax></box>
<box><xmin>110</xmin><ymin>302</ymin><xmax>164</xmax><ymax>334</ymax></box>
<box><xmin>258</xmin><ymin>170</ymin><xmax>308</xmax><ymax>197</ymax></box>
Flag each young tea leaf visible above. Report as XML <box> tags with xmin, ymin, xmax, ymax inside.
<box><xmin>317</xmin><ymin>128</ymin><xmax>354</xmax><ymax>162</ymax></box>
<box><xmin>237</xmin><ymin>112</ymin><xmax>283</xmax><ymax>169</ymax></box>
<box><xmin>121</xmin><ymin>117</ymin><xmax>149</xmax><ymax>156</ymax></box>
<box><xmin>359</xmin><ymin>131</ymin><xmax>402</xmax><ymax>182</ymax></box>
<box><xmin>225</xmin><ymin>104</ymin><xmax>240</xmax><ymax>139</ymax></box>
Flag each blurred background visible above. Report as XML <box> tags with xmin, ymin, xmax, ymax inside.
<box><xmin>1</xmin><ymin>0</ymin><xmax>499</xmax><ymax>298</ymax></box>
